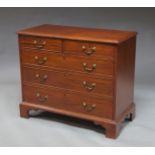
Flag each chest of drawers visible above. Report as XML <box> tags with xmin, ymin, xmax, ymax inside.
<box><xmin>18</xmin><ymin>24</ymin><xmax>137</xmax><ymax>139</ymax></box>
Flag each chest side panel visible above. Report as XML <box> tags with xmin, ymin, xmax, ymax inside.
<box><xmin>114</xmin><ymin>37</ymin><xmax>136</xmax><ymax>120</ymax></box>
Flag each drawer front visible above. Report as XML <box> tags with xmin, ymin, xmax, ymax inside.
<box><xmin>63</xmin><ymin>40</ymin><xmax>116</xmax><ymax>60</ymax></box>
<box><xmin>23</xmin><ymin>84</ymin><xmax>113</xmax><ymax>119</ymax></box>
<box><xmin>21</xmin><ymin>49</ymin><xmax>114</xmax><ymax>76</ymax></box>
<box><xmin>19</xmin><ymin>35</ymin><xmax>62</xmax><ymax>52</ymax></box>
<box><xmin>22</xmin><ymin>66</ymin><xmax>113</xmax><ymax>97</ymax></box>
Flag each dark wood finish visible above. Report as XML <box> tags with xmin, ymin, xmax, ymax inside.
<box><xmin>18</xmin><ymin>24</ymin><xmax>137</xmax><ymax>139</ymax></box>
<box><xmin>19</xmin><ymin>35</ymin><xmax>62</xmax><ymax>52</ymax></box>
<box><xmin>18</xmin><ymin>24</ymin><xmax>137</xmax><ymax>44</ymax></box>
<box><xmin>23</xmin><ymin>84</ymin><xmax>113</xmax><ymax>119</ymax></box>
<box><xmin>21</xmin><ymin>49</ymin><xmax>114</xmax><ymax>76</ymax></box>
<box><xmin>63</xmin><ymin>40</ymin><xmax>116</xmax><ymax>60</ymax></box>
<box><xmin>22</xmin><ymin>66</ymin><xmax>113</xmax><ymax>97</ymax></box>
<box><xmin>114</xmin><ymin>37</ymin><xmax>136</xmax><ymax>121</ymax></box>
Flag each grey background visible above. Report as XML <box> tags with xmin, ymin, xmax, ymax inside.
<box><xmin>0</xmin><ymin>8</ymin><xmax>155</xmax><ymax>146</ymax></box>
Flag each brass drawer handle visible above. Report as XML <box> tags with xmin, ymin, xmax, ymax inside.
<box><xmin>33</xmin><ymin>40</ymin><xmax>46</xmax><ymax>49</ymax></box>
<box><xmin>83</xmin><ymin>62</ymin><xmax>96</xmax><ymax>72</ymax></box>
<box><xmin>82</xmin><ymin>46</ymin><xmax>96</xmax><ymax>55</ymax></box>
<box><xmin>34</xmin><ymin>56</ymin><xmax>47</xmax><ymax>65</ymax></box>
<box><xmin>35</xmin><ymin>74</ymin><xmax>48</xmax><ymax>83</ymax></box>
<box><xmin>36</xmin><ymin>93</ymin><xmax>48</xmax><ymax>102</ymax></box>
<box><xmin>83</xmin><ymin>81</ymin><xmax>96</xmax><ymax>91</ymax></box>
<box><xmin>82</xmin><ymin>102</ymin><xmax>96</xmax><ymax>112</ymax></box>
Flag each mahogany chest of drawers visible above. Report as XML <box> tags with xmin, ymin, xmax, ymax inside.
<box><xmin>18</xmin><ymin>24</ymin><xmax>137</xmax><ymax>139</ymax></box>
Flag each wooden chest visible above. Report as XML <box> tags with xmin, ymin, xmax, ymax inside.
<box><xmin>18</xmin><ymin>24</ymin><xmax>137</xmax><ymax>139</ymax></box>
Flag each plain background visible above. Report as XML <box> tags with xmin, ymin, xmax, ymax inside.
<box><xmin>0</xmin><ymin>8</ymin><xmax>155</xmax><ymax>146</ymax></box>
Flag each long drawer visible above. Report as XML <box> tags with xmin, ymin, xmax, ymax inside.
<box><xmin>22</xmin><ymin>66</ymin><xmax>113</xmax><ymax>97</ymax></box>
<box><xmin>23</xmin><ymin>84</ymin><xmax>113</xmax><ymax>119</ymax></box>
<box><xmin>21</xmin><ymin>49</ymin><xmax>114</xmax><ymax>76</ymax></box>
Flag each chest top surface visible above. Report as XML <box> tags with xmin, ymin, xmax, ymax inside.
<box><xmin>18</xmin><ymin>24</ymin><xmax>137</xmax><ymax>44</ymax></box>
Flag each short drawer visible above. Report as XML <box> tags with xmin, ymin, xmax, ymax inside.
<box><xmin>23</xmin><ymin>84</ymin><xmax>113</xmax><ymax>119</ymax></box>
<box><xmin>22</xmin><ymin>66</ymin><xmax>113</xmax><ymax>97</ymax></box>
<box><xmin>21</xmin><ymin>49</ymin><xmax>114</xmax><ymax>76</ymax></box>
<box><xmin>19</xmin><ymin>35</ymin><xmax>62</xmax><ymax>52</ymax></box>
<box><xmin>63</xmin><ymin>40</ymin><xmax>116</xmax><ymax>60</ymax></box>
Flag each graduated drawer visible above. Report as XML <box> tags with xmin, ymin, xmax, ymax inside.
<box><xmin>22</xmin><ymin>66</ymin><xmax>113</xmax><ymax>97</ymax></box>
<box><xmin>23</xmin><ymin>84</ymin><xmax>113</xmax><ymax>119</ymax></box>
<box><xmin>19</xmin><ymin>35</ymin><xmax>62</xmax><ymax>52</ymax></box>
<box><xmin>63</xmin><ymin>40</ymin><xmax>116</xmax><ymax>60</ymax></box>
<box><xmin>21</xmin><ymin>49</ymin><xmax>114</xmax><ymax>76</ymax></box>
